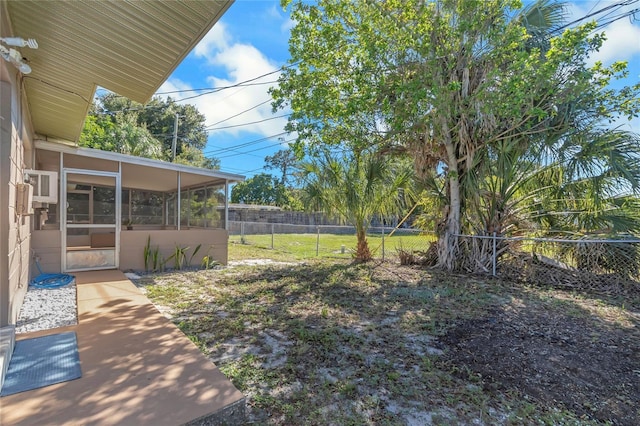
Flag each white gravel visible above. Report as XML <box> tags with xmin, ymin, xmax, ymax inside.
<box><xmin>15</xmin><ymin>282</ymin><xmax>78</xmax><ymax>334</ymax></box>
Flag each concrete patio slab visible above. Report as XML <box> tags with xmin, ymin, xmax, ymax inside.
<box><xmin>0</xmin><ymin>270</ymin><xmax>245</xmax><ymax>425</ymax></box>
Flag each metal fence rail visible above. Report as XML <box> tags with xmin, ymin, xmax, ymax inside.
<box><xmin>455</xmin><ymin>234</ymin><xmax>640</xmax><ymax>293</ymax></box>
<box><xmin>227</xmin><ymin>220</ymin><xmax>434</xmax><ymax>260</ymax></box>
<box><xmin>227</xmin><ymin>220</ymin><xmax>639</xmax><ymax>292</ymax></box>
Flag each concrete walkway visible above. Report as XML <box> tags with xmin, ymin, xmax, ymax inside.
<box><xmin>0</xmin><ymin>270</ymin><xmax>245</xmax><ymax>425</ymax></box>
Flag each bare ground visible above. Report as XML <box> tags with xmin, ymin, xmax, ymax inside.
<box><xmin>440</xmin><ymin>298</ymin><xmax>640</xmax><ymax>424</ymax></box>
<box><xmin>137</xmin><ymin>259</ymin><xmax>640</xmax><ymax>425</ymax></box>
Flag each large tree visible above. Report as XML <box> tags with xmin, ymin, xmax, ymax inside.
<box><xmin>80</xmin><ymin>93</ymin><xmax>219</xmax><ymax>169</ymax></box>
<box><xmin>80</xmin><ymin>112</ymin><xmax>163</xmax><ymax>159</ymax></box>
<box><xmin>231</xmin><ymin>173</ymin><xmax>302</xmax><ymax>209</ymax></box>
<box><xmin>272</xmin><ymin>0</ymin><xmax>640</xmax><ymax>270</ymax></box>
<box><xmin>264</xmin><ymin>148</ymin><xmax>300</xmax><ymax>187</ymax></box>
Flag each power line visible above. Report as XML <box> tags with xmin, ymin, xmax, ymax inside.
<box><xmin>162</xmin><ymin>61</ymin><xmax>299</xmax><ymax>103</ymax></box>
<box><xmin>206</xmin><ymin>113</ymin><xmax>290</xmax><ymax>132</ymax></box>
<box><xmin>550</xmin><ymin>0</ymin><xmax>639</xmax><ymax>34</ymax></box>
<box><xmin>215</xmin><ymin>138</ymin><xmax>294</xmax><ymax>159</ymax></box>
<box><xmin>91</xmin><ymin>61</ymin><xmax>298</xmax><ymax>115</ymax></box>
<box><xmin>208</xmin><ymin>139</ymin><xmax>286</xmax><ymax>159</ymax></box>
<box><xmin>204</xmin><ymin>98</ymin><xmax>273</xmax><ymax>129</ymax></box>
<box><xmin>156</xmin><ymin>79</ymin><xmax>278</xmax><ymax>95</ymax></box>
<box><xmin>205</xmin><ymin>131</ymin><xmax>288</xmax><ymax>155</ymax></box>
<box><xmin>220</xmin><ymin>166</ymin><xmax>266</xmax><ymax>175</ymax></box>
<box><xmin>593</xmin><ymin>7</ymin><xmax>640</xmax><ymax>30</ymax></box>
<box><xmin>214</xmin><ymin>140</ymin><xmax>284</xmax><ymax>158</ymax></box>
<box><xmin>586</xmin><ymin>0</ymin><xmax>603</xmax><ymax>16</ymax></box>
<box><xmin>206</xmin><ymin>137</ymin><xmax>287</xmax><ymax>158</ymax></box>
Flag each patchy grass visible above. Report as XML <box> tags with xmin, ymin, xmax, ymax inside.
<box><xmin>137</xmin><ymin>249</ymin><xmax>640</xmax><ymax>425</ymax></box>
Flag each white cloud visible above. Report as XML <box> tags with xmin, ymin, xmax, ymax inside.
<box><xmin>193</xmin><ymin>21</ymin><xmax>231</xmax><ymax>56</ymax></box>
<box><xmin>264</xmin><ymin>3</ymin><xmax>294</xmax><ymax>33</ymax></box>
<box><xmin>266</xmin><ymin>4</ymin><xmax>283</xmax><ymax>20</ymax></box>
<box><xmin>280</xmin><ymin>17</ymin><xmax>295</xmax><ymax>33</ymax></box>
<box><xmin>158</xmin><ymin>22</ymin><xmax>288</xmax><ymax>139</ymax></box>
<box><xmin>587</xmin><ymin>17</ymin><xmax>640</xmax><ymax>65</ymax></box>
<box><xmin>566</xmin><ymin>1</ymin><xmax>640</xmax><ymax>65</ymax></box>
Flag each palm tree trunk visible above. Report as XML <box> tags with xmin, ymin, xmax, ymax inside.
<box><xmin>355</xmin><ymin>226</ymin><xmax>372</xmax><ymax>262</ymax></box>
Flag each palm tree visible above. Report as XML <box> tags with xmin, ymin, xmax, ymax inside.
<box><xmin>412</xmin><ymin>0</ymin><xmax>640</xmax><ymax>270</ymax></box>
<box><xmin>408</xmin><ymin>0</ymin><xmax>572</xmax><ymax>269</ymax></box>
<box><xmin>113</xmin><ymin>113</ymin><xmax>163</xmax><ymax>159</ymax></box>
<box><xmin>302</xmin><ymin>148</ymin><xmax>414</xmax><ymax>262</ymax></box>
<box><xmin>516</xmin><ymin>0</ymin><xmax>567</xmax><ymax>52</ymax></box>
<box><xmin>80</xmin><ymin>111</ymin><xmax>163</xmax><ymax>159</ymax></box>
<box><xmin>275</xmin><ymin>0</ymin><xmax>639</xmax><ymax>270</ymax></box>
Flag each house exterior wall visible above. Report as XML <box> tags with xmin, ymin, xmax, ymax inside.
<box><xmin>1</xmin><ymin>65</ymin><xmax>34</xmax><ymax>327</ymax></box>
<box><xmin>119</xmin><ymin>229</ymin><xmax>229</xmax><ymax>271</ymax></box>
<box><xmin>30</xmin><ymin>230</ymin><xmax>62</xmax><ymax>274</ymax></box>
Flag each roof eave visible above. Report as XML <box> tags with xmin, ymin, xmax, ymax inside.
<box><xmin>34</xmin><ymin>138</ymin><xmax>245</xmax><ymax>183</ymax></box>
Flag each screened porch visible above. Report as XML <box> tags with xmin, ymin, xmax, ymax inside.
<box><xmin>30</xmin><ymin>141</ymin><xmax>243</xmax><ymax>273</ymax></box>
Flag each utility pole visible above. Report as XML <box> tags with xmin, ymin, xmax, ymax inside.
<box><xmin>171</xmin><ymin>113</ymin><xmax>179</xmax><ymax>162</ymax></box>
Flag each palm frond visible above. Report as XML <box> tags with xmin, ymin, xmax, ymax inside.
<box><xmin>518</xmin><ymin>0</ymin><xmax>567</xmax><ymax>34</ymax></box>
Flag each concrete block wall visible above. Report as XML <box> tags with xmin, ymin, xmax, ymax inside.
<box><xmin>1</xmin><ymin>68</ymin><xmax>34</xmax><ymax>327</ymax></box>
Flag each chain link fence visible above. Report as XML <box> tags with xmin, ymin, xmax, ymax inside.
<box><xmin>456</xmin><ymin>234</ymin><xmax>640</xmax><ymax>295</ymax></box>
<box><xmin>228</xmin><ymin>220</ymin><xmax>639</xmax><ymax>294</ymax></box>
<box><xmin>228</xmin><ymin>220</ymin><xmax>435</xmax><ymax>261</ymax></box>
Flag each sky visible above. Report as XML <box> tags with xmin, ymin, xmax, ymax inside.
<box><xmin>157</xmin><ymin>0</ymin><xmax>640</xmax><ymax>180</ymax></box>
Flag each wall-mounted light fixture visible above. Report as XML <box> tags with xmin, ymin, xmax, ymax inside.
<box><xmin>0</xmin><ymin>37</ymin><xmax>38</xmax><ymax>74</ymax></box>
<box><xmin>1</xmin><ymin>37</ymin><xmax>38</xmax><ymax>49</ymax></box>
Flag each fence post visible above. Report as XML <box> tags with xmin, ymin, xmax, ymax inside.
<box><xmin>381</xmin><ymin>226</ymin><xmax>385</xmax><ymax>262</ymax></box>
<box><xmin>271</xmin><ymin>223</ymin><xmax>274</xmax><ymax>249</ymax></box>
<box><xmin>241</xmin><ymin>221</ymin><xmax>245</xmax><ymax>244</ymax></box>
<box><xmin>316</xmin><ymin>227</ymin><xmax>320</xmax><ymax>256</ymax></box>
<box><xmin>492</xmin><ymin>232</ymin><xmax>497</xmax><ymax>276</ymax></box>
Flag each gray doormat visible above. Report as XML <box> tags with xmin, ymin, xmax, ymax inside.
<box><xmin>1</xmin><ymin>331</ymin><xmax>81</xmax><ymax>396</ymax></box>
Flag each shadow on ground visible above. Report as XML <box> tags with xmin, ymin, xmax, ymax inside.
<box><xmin>139</xmin><ymin>260</ymin><xmax>640</xmax><ymax>424</ymax></box>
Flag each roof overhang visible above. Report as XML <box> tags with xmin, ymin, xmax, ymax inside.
<box><xmin>35</xmin><ymin>139</ymin><xmax>244</xmax><ymax>193</ymax></box>
<box><xmin>2</xmin><ymin>0</ymin><xmax>232</xmax><ymax>142</ymax></box>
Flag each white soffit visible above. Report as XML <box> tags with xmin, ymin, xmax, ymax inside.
<box><xmin>4</xmin><ymin>0</ymin><xmax>232</xmax><ymax>142</ymax></box>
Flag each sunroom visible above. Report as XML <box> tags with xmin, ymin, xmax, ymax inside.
<box><xmin>30</xmin><ymin>140</ymin><xmax>243</xmax><ymax>273</ymax></box>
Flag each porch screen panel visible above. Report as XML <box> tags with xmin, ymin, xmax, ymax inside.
<box><xmin>66</xmin><ymin>227</ymin><xmax>116</xmax><ymax>270</ymax></box>
<box><xmin>191</xmin><ymin>188</ymin><xmax>207</xmax><ymax>228</ymax></box>
<box><xmin>130</xmin><ymin>190</ymin><xmax>163</xmax><ymax>225</ymax></box>
<box><xmin>63</xmin><ymin>171</ymin><xmax>118</xmax><ymax>272</ymax></box>
<box><xmin>67</xmin><ymin>186</ymin><xmax>91</xmax><ymax>223</ymax></box>
<box><xmin>121</xmin><ymin>189</ymin><xmax>130</xmax><ymax>224</ymax></box>
<box><xmin>180</xmin><ymin>190</ymin><xmax>189</xmax><ymax>227</ymax></box>
<box><xmin>93</xmin><ymin>186</ymin><xmax>116</xmax><ymax>224</ymax></box>
<box><xmin>207</xmin><ymin>185</ymin><xmax>225</xmax><ymax>228</ymax></box>
<box><xmin>166</xmin><ymin>192</ymin><xmax>177</xmax><ymax>227</ymax></box>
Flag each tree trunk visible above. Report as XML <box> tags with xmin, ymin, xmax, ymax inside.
<box><xmin>355</xmin><ymin>226</ymin><xmax>372</xmax><ymax>262</ymax></box>
<box><xmin>437</xmin><ymin>126</ymin><xmax>461</xmax><ymax>271</ymax></box>
<box><xmin>437</xmin><ymin>175</ymin><xmax>461</xmax><ymax>271</ymax></box>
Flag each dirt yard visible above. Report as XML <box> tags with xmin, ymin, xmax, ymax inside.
<box><xmin>137</xmin><ymin>259</ymin><xmax>639</xmax><ymax>425</ymax></box>
<box><xmin>441</xmin><ymin>300</ymin><xmax>639</xmax><ymax>424</ymax></box>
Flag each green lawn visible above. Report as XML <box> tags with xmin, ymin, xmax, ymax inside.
<box><xmin>229</xmin><ymin>231</ymin><xmax>435</xmax><ymax>261</ymax></box>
